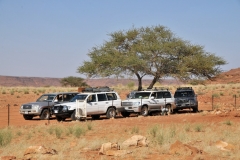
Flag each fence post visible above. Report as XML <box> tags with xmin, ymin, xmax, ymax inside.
<box><xmin>7</xmin><ymin>104</ymin><xmax>10</xmax><ymax>127</ymax></box>
<box><xmin>235</xmin><ymin>94</ymin><xmax>237</xmax><ymax>108</ymax></box>
<box><xmin>212</xmin><ymin>95</ymin><xmax>214</xmax><ymax>111</ymax></box>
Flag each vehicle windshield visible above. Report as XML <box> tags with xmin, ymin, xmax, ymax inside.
<box><xmin>70</xmin><ymin>94</ymin><xmax>88</xmax><ymax>102</ymax></box>
<box><xmin>36</xmin><ymin>94</ymin><xmax>56</xmax><ymax>102</ymax></box>
<box><xmin>132</xmin><ymin>92</ymin><xmax>151</xmax><ymax>99</ymax></box>
<box><xmin>174</xmin><ymin>91</ymin><xmax>194</xmax><ymax>98</ymax></box>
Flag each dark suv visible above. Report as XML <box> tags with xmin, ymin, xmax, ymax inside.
<box><xmin>174</xmin><ymin>87</ymin><xmax>198</xmax><ymax>112</ymax></box>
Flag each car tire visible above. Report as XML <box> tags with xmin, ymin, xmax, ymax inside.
<box><xmin>121</xmin><ymin>112</ymin><xmax>130</xmax><ymax>117</ymax></box>
<box><xmin>173</xmin><ymin>109</ymin><xmax>178</xmax><ymax>114</ymax></box>
<box><xmin>40</xmin><ymin>109</ymin><xmax>50</xmax><ymax>120</ymax></box>
<box><xmin>140</xmin><ymin>106</ymin><xmax>148</xmax><ymax>116</ymax></box>
<box><xmin>192</xmin><ymin>107</ymin><xmax>198</xmax><ymax>113</ymax></box>
<box><xmin>56</xmin><ymin>116</ymin><xmax>64</xmax><ymax>122</ymax></box>
<box><xmin>106</xmin><ymin>108</ymin><xmax>116</xmax><ymax>119</ymax></box>
<box><xmin>71</xmin><ymin>110</ymin><xmax>77</xmax><ymax>121</ymax></box>
<box><xmin>23</xmin><ymin>115</ymin><xmax>33</xmax><ymax>120</ymax></box>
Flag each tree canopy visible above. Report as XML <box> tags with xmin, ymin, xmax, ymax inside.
<box><xmin>78</xmin><ymin>25</ymin><xmax>226</xmax><ymax>90</ymax></box>
<box><xmin>60</xmin><ymin>76</ymin><xmax>89</xmax><ymax>87</ymax></box>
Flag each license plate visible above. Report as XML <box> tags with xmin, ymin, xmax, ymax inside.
<box><xmin>54</xmin><ymin>110</ymin><xmax>58</xmax><ymax>113</ymax></box>
<box><xmin>25</xmin><ymin>111</ymin><xmax>28</xmax><ymax>114</ymax></box>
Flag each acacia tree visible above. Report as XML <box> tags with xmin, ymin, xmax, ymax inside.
<box><xmin>60</xmin><ymin>76</ymin><xmax>88</xmax><ymax>87</ymax></box>
<box><xmin>78</xmin><ymin>25</ymin><xmax>226</xmax><ymax>90</ymax></box>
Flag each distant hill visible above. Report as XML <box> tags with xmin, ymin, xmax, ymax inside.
<box><xmin>208</xmin><ymin>68</ymin><xmax>240</xmax><ymax>84</ymax></box>
<box><xmin>0</xmin><ymin>76</ymin><xmax>61</xmax><ymax>87</ymax></box>
<box><xmin>0</xmin><ymin>75</ymin><xmax>181</xmax><ymax>87</ymax></box>
<box><xmin>1</xmin><ymin>68</ymin><xmax>239</xmax><ymax>87</ymax></box>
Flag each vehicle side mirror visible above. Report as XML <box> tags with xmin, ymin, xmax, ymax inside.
<box><xmin>150</xmin><ymin>96</ymin><xmax>154</xmax><ymax>100</ymax></box>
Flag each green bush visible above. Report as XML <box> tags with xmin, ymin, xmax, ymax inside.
<box><xmin>0</xmin><ymin>129</ymin><xmax>12</xmax><ymax>147</ymax></box>
<box><xmin>131</xmin><ymin>126</ymin><xmax>139</xmax><ymax>134</ymax></box>
<box><xmin>74</xmin><ymin>126</ymin><xmax>85</xmax><ymax>138</ymax></box>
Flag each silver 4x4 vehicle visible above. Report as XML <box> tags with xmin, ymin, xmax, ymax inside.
<box><xmin>174</xmin><ymin>87</ymin><xmax>198</xmax><ymax>112</ymax></box>
<box><xmin>121</xmin><ymin>88</ymin><xmax>176</xmax><ymax>117</ymax></box>
<box><xmin>19</xmin><ymin>92</ymin><xmax>78</xmax><ymax>120</ymax></box>
<box><xmin>52</xmin><ymin>87</ymin><xmax>123</xmax><ymax>121</ymax></box>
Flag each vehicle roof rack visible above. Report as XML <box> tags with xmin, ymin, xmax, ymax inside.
<box><xmin>83</xmin><ymin>86</ymin><xmax>114</xmax><ymax>93</ymax></box>
<box><xmin>177</xmin><ymin>87</ymin><xmax>193</xmax><ymax>90</ymax></box>
<box><xmin>143</xmin><ymin>87</ymin><xmax>169</xmax><ymax>91</ymax></box>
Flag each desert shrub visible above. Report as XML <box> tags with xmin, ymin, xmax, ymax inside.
<box><xmin>189</xmin><ymin>79</ymin><xmax>206</xmax><ymax>85</ymax></box>
<box><xmin>16</xmin><ymin>131</ymin><xmax>22</xmax><ymax>136</ymax></box>
<box><xmin>212</xmin><ymin>93</ymin><xmax>220</xmax><ymax>98</ymax></box>
<box><xmin>224</xmin><ymin>120</ymin><xmax>232</xmax><ymax>126</ymax></box>
<box><xmin>127</xmin><ymin>81</ymin><xmax>135</xmax><ymax>90</ymax></box>
<box><xmin>26</xmin><ymin>133</ymin><xmax>32</xmax><ymax>140</ymax></box>
<box><xmin>184</xmin><ymin>123</ymin><xmax>191</xmax><ymax>132</ymax></box>
<box><xmin>55</xmin><ymin>127</ymin><xmax>63</xmax><ymax>139</ymax></box>
<box><xmin>86</xmin><ymin>122</ymin><xmax>93</xmax><ymax>130</ymax></box>
<box><xmin>213</xmin><ymin>104</ymin><xmax>220</xmax><ymax>110</ymax></box>
<box><xmin>197</xmin><ymin>90</ymin><xmax>205</xmax><ymax>95</ymax></box>
<box><xmin>148</xmin><ymin>125</ymin><xmax>159</xmax><ymax>138</ymax></box>
<box><xmin>16</xmin><ymin>95</ymin><xmax>20</xmax><ymax>98</ymax></box>
<box><xmin>131</xmin><ymin>126</ymin><xmax>139</xmax><ymax>134</ymax></box>
<box><xmin>0</xmin><ymin>129</ymin><xmax>12</xmax><ymax>147</ymax></box>
<box><xmin>233</xmin><ymin>94</ymin><xmax>238</xmax><ymax>98</ymax></box>
<box><xmin>10</xmin><ymin>90</ymin><xmax>14</xmax><ymax>95</ymax></box>
<box><xmin>1</xmin><ymin>90</ymin><xmax>6</xmax><ymax>94</ymax></box>
<box><xmin>24</xmin><ymin>89</ymin><xmax>29</xmax><ymax>94</ymax></box>
<box><xmin>66</xmin><ymin>126</ymin><xmax>74</xmax><ymax>135</ymax></box>
<box><xmin>74</xmin><ymin>126</ymin><xmax>85</xmax><ymax>138</ymax></box>
<box><xmin>220</xmin><ymin>92</ymin><xmax>224</xmax><ymax>96</ymax></box>
<box><xmin>194</xmin><ymin>124</ymin><xmax>203</xmax><ymax>132</ymax></box>
<box><xmin>47</xmin><ymin>126</ymin><xmax>55</xmax><ymax>135</ymax></box>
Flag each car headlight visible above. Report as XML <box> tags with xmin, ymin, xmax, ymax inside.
<box><xmin>189</xmin><ymin>100</ymin><xmax>195</xmax><ymax>104</ymax></box>
<box><xmin>133</xmin><ymin>102</ymin><xmax>140</xmax><ymax>106</ymax></box>
<box><xmin>32</xmin><ymin>105</ymin><xmax>40</xmax><ymax>110</ymax></box>
<box><xmin>63</xmin><ymin>106</ymin><xmax>69</xmax><ymax>111</ymax></box>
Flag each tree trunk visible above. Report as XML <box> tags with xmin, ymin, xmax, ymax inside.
<box><xmin>148</xmin><ymin>76</ymin><xmax>160</xmax><ymax>89</ymax></box>
<box><xmin>135</xmin><ymin>73</ymin><xmax>143</xmax><ymax>91</ymax></box>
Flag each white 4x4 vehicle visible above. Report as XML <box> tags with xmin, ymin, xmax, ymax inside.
<box><xmin>121</xmin><ymin>88</ymin><xmax>176</xmax><ymax>117</ymax></box>
<box><xmin>52</xmin><ymin>87</ymin><xmax>123</xmax><ymax>121</ymax></box>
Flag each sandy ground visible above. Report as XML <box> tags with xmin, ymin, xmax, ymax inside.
<box><xmin>1</xmin><ymin>90</ymin><xmax>240</xmax><ymax>159</ymax></box>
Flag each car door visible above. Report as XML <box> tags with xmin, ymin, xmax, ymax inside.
<box><xmin>155</xmin><ymin>91</ymin><xmax>165</xmax><ymax>109</ymax></box>
<box><xmin>149</xmin><ymin>92</ymin><xmax>163</xmax><ymax>110</ymax></box>
<box><xmin>96</xmin><ymin>93</ymin><xmax>108</xmax><ymax>114</ymax></box>
<box><xmin>86</xmin><ymin>94</ymin><xmax>98</xmax><ymax>115</ymax></box>
<box><xmin>163</xmin><ymin>91</ymin><xmax>173</xmax><ymax>104</ymax></box>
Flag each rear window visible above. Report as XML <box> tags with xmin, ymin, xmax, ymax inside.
<box><xmin>97</xmin><ymin>94</ymin><xmax>108</xmax><ymax>101</ymax></box>
<box><xmin>174</xmin><ymin>91</ymin><xmax>194</xmax><ymax>98</ymax></box>
<box><xmin>106</xmin><ymin>93</ymin><xmax>117</xmax><ymax>100</ymax></box>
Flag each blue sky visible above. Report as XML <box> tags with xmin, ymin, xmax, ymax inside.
<box><xmin>0</xmin><ymin>0</ymin><xmax>240</xmax><ymax>78</ymax></box>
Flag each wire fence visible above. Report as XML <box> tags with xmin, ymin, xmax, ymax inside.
<box><xmin>0</xmin><ymin>95</ymin><xmax>240</xmax><ymax>128</ymax></box>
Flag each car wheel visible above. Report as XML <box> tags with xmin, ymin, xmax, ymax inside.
<box><xmin>192</xmin><ymin>107</ymin><xmax>198</xmax><ymax>113</ymax></box>
<box><xmin>23</xmin><ymin>115</ymin><xmax>33</xmax><ymax>120</ymax></box>
<box><xmin>140</xmin><ymin>106</ymin><xmax>148</xmax><ymax>116</ymax></box>
<box><xmin>91</xmin><ymin>115</ymin><xmax>100</xmax><ymax>120</ymax></box>
<box><xmin>121</xmin><ymin>112</ymin><xmax>130</xmax><ymax>117</ymax></box>
<box><xmin>71</xmin><ymin>110</ymin><xmax>77</xmax><ymax>121</ymax></box>
<box><xmin>56</xmin><ymin>116</ymin><xmax>64</xmax><ymax>122</ymax></box>
<box><xmin>106</xmin><ymin>108</ymin><xmax>116</xmax><ymax>119</ymax></box>
<box><xmin>173</xmin><ymin>109</ymin><xmax>178</xmax><ymax>114</ymax></box>
<box><xmin>40</xmin><ymin>109</ymin><xmax>50</xmax><ymax>120</ymax></box>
